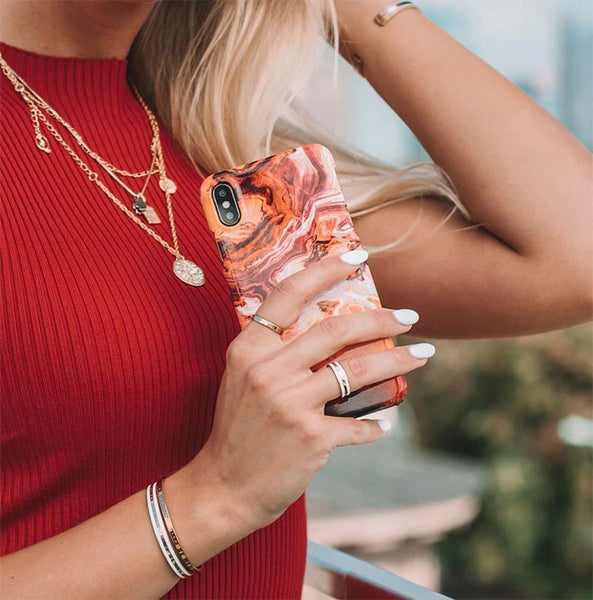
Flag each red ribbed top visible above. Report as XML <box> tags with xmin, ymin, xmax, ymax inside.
<box><xmin>0</xmin><ymin>41</ymin><xmax>306</xmax><ymax>599</ymax></box>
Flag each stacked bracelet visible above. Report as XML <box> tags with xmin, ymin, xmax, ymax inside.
<box><xmin>146</xmin><ymin>477</ymin><xmax>202</xmax><ymax>578</ymax></box>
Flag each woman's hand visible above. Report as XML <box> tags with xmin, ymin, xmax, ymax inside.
<box><xmin>184</xmin><ymin>249</ymin><xmax>434</xmax><ymax>532</ymax></box>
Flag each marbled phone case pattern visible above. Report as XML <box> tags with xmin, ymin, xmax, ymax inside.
<box><xmin>200</xmin><ymin>144</ymin><xmax>407</xmax><ymax>417</ymax></box>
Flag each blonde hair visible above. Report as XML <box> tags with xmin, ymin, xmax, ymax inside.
<box><xmin>129</xmin><ymin>0</ymin><xmax>468</xmax><ymax>253</ymax></box>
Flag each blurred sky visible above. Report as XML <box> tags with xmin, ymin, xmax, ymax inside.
<box><xmin>303</xmin><ymin>0</ymin><xmax>593</xmax><ymax>165</ymax></box>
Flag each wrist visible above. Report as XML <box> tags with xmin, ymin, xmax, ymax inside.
<box><xmin>162</xmin><ymin>457</ymin><xmax>257</xmax><ymax>568</ymax></box>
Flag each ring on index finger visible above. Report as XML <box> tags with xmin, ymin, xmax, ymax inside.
<box><xmin>251</xmin><ymin>313</ymin><xmax>285</xmax><ymax>336</ymax></box>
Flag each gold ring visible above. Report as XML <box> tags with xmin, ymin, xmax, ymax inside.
<box><xmin>251</xmin><ymin>314</ymin><xmax>285</xmax><ymax>336</ymax></box>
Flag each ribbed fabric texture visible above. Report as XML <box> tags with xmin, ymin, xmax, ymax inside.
<box><xmin>0</xmin><ymin>41</ymin><xmax>307</xmax><ymax>599</ymax></box>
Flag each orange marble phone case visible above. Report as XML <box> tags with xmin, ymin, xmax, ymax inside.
<box><xmin>199</xmin><ymin>143</ymin><xmax>407</xmax><ymax>417</ymax></box>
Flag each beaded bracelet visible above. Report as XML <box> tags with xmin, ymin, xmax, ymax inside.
<box><xmin>146</xmin><ymin>479</ymin><xmax>202</xmax><ymax>578</ymax></box>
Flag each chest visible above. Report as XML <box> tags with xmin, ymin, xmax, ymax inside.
<box><xmin>1</xmin><ymin>120</ymin><xmax>240</xmax><ymax>467</ymax></box>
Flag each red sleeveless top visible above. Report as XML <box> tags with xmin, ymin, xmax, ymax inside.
<box><xmin>0</xmin><ymin>41</ymin><xmax>307</xmax><ymax>599</ymax></box>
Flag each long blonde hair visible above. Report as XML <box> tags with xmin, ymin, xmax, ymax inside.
<box><xmin>129</xmin><ymin>0</ymin><xmax>468</xmax><ymax>253</ymax></box>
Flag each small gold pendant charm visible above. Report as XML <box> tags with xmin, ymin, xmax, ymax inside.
<box><xmin>132</xmin><ymin>193</ymin><xmax>161</xmax><ymax>224</ymax></box>
<box><xmin>143</xmin><ymin>205</ymin><xmax>162</xmax><ymax>224</ymax></box>
<box><xmin>173</xmin><ymin>259</ymin><xmax>205</xmax><ymax>286</ymax></box>
<box><xmin>132</xmin><ymin>194</ymin><xmax>148</xmax><ymax>214</ymax></box>
<box><xmin>160</xmin><ymin>178</ymin><xmax>177</xmax><ymax>194</ymax></box>
<box><xmin>35</xmin><ymin>133</ymin><xmax>51</xmax><ymax>153</ymax></box>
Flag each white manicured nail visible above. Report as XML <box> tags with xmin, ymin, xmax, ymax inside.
<box><xmin>378</xmin><ymin>419</ymin><xmax>392</xmax><ymax>433</ymax></box>
<box><xmin>340</xmin><ymin>248</ymin><xmax>369</xmax><ymax>265</ymax></box>
<box><xmin>408</xmin><ymin>343</ymin><xmax>436</xmax><ymax>359</ymax></box>
<box><xmin>392</xmin><ymin>309</ymin><xmax>419</xmax><ymax>325</ymax></box>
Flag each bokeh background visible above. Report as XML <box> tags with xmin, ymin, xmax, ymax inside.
<box><xmin>300</xmin><ymin>1</ymin><xmax>593</xmax><ymax>598</ymax></box>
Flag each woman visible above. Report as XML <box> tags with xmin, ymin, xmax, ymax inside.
<box><xmin>0</xmin><ymin>0</ymin><xmax>590</xmax><ymax>598</ymax></box>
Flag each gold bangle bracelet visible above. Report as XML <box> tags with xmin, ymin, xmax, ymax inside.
<box><xmin>156</xmin><ymin>478</ymin><xmax>202</xmax><ymax>574</ymax></box>
<box><xmin>374</xmin><ymin>1</ymin><xmax>420</xmax><ymax>27</ymax></box>
<box><xmin>349</xmin><ymin>1</ymin><xmax>420</xmax><ymax>77</ymax></box>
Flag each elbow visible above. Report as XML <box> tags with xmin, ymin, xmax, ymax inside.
<box><xmin>573</xmin><ymin>251</ymin><xmax>593</xmax><ymax>322</ymax></box>
<box><xmin>531</xmin><ymin>252</ymin><xmax>593</xmax><ymax>330</ymax></box>
<box><xmin>555</xmin><ymin>269</ymin><xmax>593</xmax><ymax>326</ymax></box>
<box><xmin>550</xmin><ymin>238</ymin><xmax>593</xmax><ymax>325</ymax></box>
<box><xmin>576</xmin><ymin>283</ymin><xmax>593</xmax><ymax>323</ymax></box>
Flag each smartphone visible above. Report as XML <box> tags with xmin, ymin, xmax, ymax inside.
<box><xmin>199</xmin><ymin>143</ymin><xmax>407</xmax><ymax>418</ymax></box>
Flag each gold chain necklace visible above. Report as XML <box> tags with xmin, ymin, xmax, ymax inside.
<box><xmin>0</xmin><ymin>52</ymin><xmax>206</xmax><ymax>287</ymax></box>
<box><xmin>0</xmin><ymin>52</ymin><xmax>164</xmax><ymax>224</ymax></box>
<box><xmin>1</xmin><ymin>54</ymin><xmax>158</xmax><ymax>178</ymax></box>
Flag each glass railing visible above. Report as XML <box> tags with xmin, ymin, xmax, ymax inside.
<box><xmin>304</xmin><ymin>541</ymin><xmax>451</xmax><ymax>600</ymax></box>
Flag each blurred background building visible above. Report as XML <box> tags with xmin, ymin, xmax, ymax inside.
<box><xmin>299</xmin><ymin>1</ymin><xmax>593</xmax><ymax>598</ymax></box>
<box><xmin>307</xmin><ymin>0</ymin><xmax>592</xmax><ymax>163</ymax></box>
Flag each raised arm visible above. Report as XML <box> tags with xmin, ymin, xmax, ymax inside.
<box><xmin>336</xmin><ymin>1</ymin><xmax>592</xmax><ymax>338</ymax></box>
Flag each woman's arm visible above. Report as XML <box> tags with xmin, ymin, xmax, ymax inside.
<box><xmin>0</xmin><ymin>462</ymin><xmax>253</xmax><ymax>599</ymax></box>
<box><xmin>0</xmin><ymin>254</ymin><xmax>428</xmax><ymax>598</ymax></box>
<box><xmin>336</xmin><ymin>1</ymin><xmax>592</xmax><ymax>338</ymax></box>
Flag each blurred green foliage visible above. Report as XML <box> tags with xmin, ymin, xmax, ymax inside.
<box><xmin>404</xmin><ymin>324</ymin><xmax>593</xmax><ymax>599</ymax></box>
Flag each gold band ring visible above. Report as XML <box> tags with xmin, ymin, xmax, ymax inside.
<box><xmin>251</xmin><ymin>314</ymin><xmax>285</xmax><ymax>336</ymax></box>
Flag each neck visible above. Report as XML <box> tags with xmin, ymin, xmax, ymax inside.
<box><xmin>0</xmin><ymin>0</ymin><xmax>156</xmax><ymax>60</ymax></box>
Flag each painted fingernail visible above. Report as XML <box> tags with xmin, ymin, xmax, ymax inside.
<box><xmin>408</xmin><ymin>343</ymin><xmax>436</xmax><ymax>359</ymax></box>
<box><xmin>392</xmin><ymin>309</ymin><xmax>419</xmax><ymax>325</ymax></box>
<box><xmin>340</xmin><ymin>248</ymin><xmax>369</xmax><ymax>265</ymax></box>
<box><xmin>378</xmin><ymin>419</ymin><xmax>392</xmax><ymax>433</ymax></box>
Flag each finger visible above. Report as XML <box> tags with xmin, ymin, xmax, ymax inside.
<box><xmin>278</xmin><ymin>308</ymin><xmax>420</xmax><ymax>370</ymax></box>
<box><xmin>306</xmin><ymin>343</ymin><xmax>436</xmax><ymax>407</ymax></box>
<box><xmin>324</xmin><ymin>415</ymin><xmax>392</xmax><ymax>448</ymax></box>
<box><xmin>243</xmin><ymin>248</ymin><xmax>369</xmax><ymax>343</ymax></box>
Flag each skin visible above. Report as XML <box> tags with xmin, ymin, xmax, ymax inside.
<box><xmin>335</xmin><ymin>0</ymin><xmax>592</xmax><ymax>338</ymax></box>
<box><xmin>2</xmin><ymin>0</ymin><xmax>591</xmax><ymax>337</ymax></box>
<box><xmin>1</xmin><ymin>251</ymin><xmax>426</xmax><ymax>598</ymax></box>
<box><xmin>0</xmin><ymin>0</ymin><xmax>590</xmax><ymax>597</ymax></box>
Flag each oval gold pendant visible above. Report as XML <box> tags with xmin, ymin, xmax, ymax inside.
<box><xmin>173</xmin><ymin>259</ymin><xmax>205</xmax><ymax>287</ymax></box>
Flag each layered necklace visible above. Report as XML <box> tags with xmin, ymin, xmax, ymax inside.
<box><xmin>0</xmin><ymin>52</ymin><xmax>206</xmax><ymax>287</ymax></box>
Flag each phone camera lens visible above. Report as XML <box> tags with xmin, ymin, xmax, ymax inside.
<box><xmin>212</xmin><ymin>182</ymin><xmax>241</xmax><ymax>227</ymax></box>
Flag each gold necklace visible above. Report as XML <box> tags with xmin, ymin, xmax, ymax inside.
<box><xmin>0</xmin><ymin>54</ymin><xmax>165</xmax><ymax>225</ymax></box>
<box><xmin>0</xmin><ymin>52</ymin><xmax>206</xmax><ymax>287</ymax></box>
<box><xmin>0</xmin><ymin>54</ymin><xmax>158</xmax><ymax>178</ymax></box>
<box><xmin>102</xmin><ymin>149</ymin><xmax>163</xmax><ymax>225</ymax></box>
